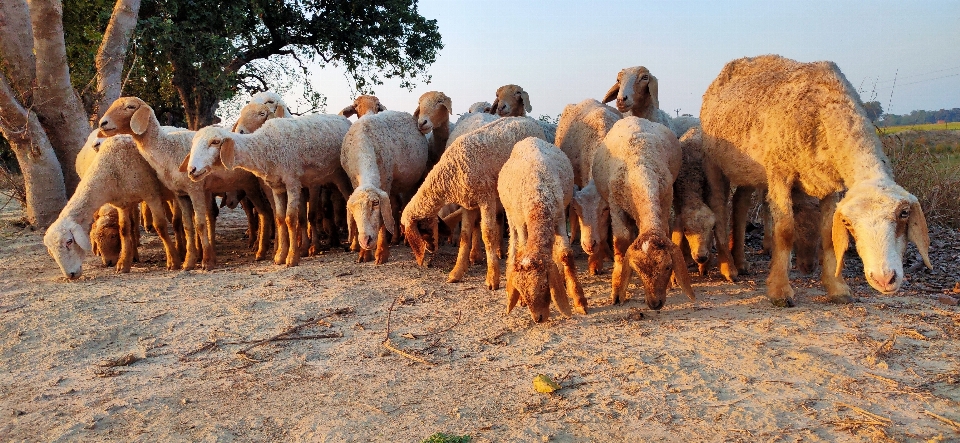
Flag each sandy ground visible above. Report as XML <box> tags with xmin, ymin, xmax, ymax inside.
<box><xmin>1</xmin><ymin>201</ymin><xmax>958</xmax><ymax>442</ymax></box>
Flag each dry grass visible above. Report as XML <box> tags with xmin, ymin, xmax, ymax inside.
<box><xmin>0</xmin><ymin>166</ymin><xmax>26</xmax><ymax>210</ymax></box>
<box><xmin>880</xmin><ymin>130</ymin><xmax>960</xmax><ymax>228</ymax></box>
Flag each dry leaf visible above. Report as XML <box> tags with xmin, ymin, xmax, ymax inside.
<box><xmin>533</xmin><ymin>374</ymin><xmax>560</xmax><ymax>393</ymax></box>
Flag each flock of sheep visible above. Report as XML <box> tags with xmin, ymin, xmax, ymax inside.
<box><xmin>43</xmin><ymin>54</ymin><xmax>932</xmax><ymax>322</ymax></box>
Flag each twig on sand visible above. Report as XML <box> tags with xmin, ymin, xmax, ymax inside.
<box><xmin>836</xmin><ymin>402</ymin><xmax>892</xmax><ymax>424</ymax></box>
<box><xmin>97</xmin><ymin>353</ymin><xmax>140</xmax><ymax>368</ymax></box>
<box><xmin>924</xmin><ymin>410</ymin><xmax>960</xmax><ymax>430</ymax></box>
<box><xmin>382</xmin><ymin>295</ymin><xmax>435</xmax><ymax>366</ymax></box>
<box><xmin>410</xmin><ymin>310</ymin><xmax>462</xmax><ymax>338</ymax></box>
<box><xmin>235</xmin><ymin>307</ymin><xmax>352</xmax><ymax>359</ymax></box>
<box><xmin>180</xmin><ymin>340</ymin><xmax>219</xmax><ymax>361</ymax></box>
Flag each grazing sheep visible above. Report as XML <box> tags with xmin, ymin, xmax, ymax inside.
<box><xmin>44</xmin><ymin>135</ymin><xmax>181</xmax><ymax>278</ymax></box>
<box><xmin>499</xmin><ymin>137</ymin><xmax>588</xmax><ymax>322</ymax></box>
<box><xmin>671</xmin><ymin>126</ymin><xmax>716</xmax><ymax>276</ymax></box>
<box><xmin>555</xmin><ymin>99</ymin><xmax>622</xmax><ymax>275</ymax></box>
<box><xmin>700</xmin><ymin>54</ymin><xmax>932</xmax><ymax>306</ymax></box>
<box><xmin>602</xmin><ymin>66</ymin><xmax>676</xmax><ymax>135</ymax></box>
<box><xmin>401</xmin><ymin>117</ymin><xmax>546</xmax><ymax>289</ymax></box>
<box><xmin>339</xmin><ymin>95</ymin><xmax>386</xmax><ymax>118</ymax></box>
<box><xmin>413</xmin><ymin>91</ymin><xmax>453</xmax><ymax>167</ymax></box>
<box><xmin>592</xmin><ymin>117</ymin><xmax>695</xmax><ymax>309</ymax></box>
<box><xmin>185</xmin><ymin>113</ymin><xmax>352</xmax><ymax>267</ymax></box>
<box><xmin>341</xmin><ymin>110</ymin><xmax>429</xmax><ymax>264</ymax></box>
<box><xmin>99</xmin><ymin>97</ymin><xmax>274</xmax><ymax>269</ymax></box>
<box><xmin>488</xmin><ymin>84</ymin><xmax>556</xmax><ymax>143</ymax></box>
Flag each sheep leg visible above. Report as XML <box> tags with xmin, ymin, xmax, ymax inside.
<box><xmin>131</xmin><ymin>204</ymin><xmax>141</xmax><ymax>261</ymax></box>
<box><xmin>765</xmin><ymin>181</ymin><xmax>796</xmax><ymax>307</ymax></box>
<box><xmin>146</xmin><ymin>195</ymin><xmax>180</xmax><ymax>270</ymax></box>
<box><xmin>177</xmin><ymin>195</ymin><xmax>200</xmax><ymax>270</ymax></box>
<box><xmin>239</xmin><ymin>197</ymin><xmax>257</xmax><ymax>249</ymax></box>
<box><xmin>191</xmin><ymin>190</ymin><xmax>216</xmax><ymax>270</ymax></box>
<box><xmin>554</xmin><ymin>221</ymin><xmax>587</xmax><ymax>314</ymax></box>
<box><xmin>244</xmin><ymin>186</ymin><xmax>273</xmax><ymax>261</ymax></box>
<box><xmin>116</xmin><ymin>205</ymin><xmax>136</xmax><ymax>273</ymax></box>
<box><xmin>447</xmin><ymin>208</ymin><xmax>476</xmax><ymax>283</ymax></box>
<box><xmin>609</xmin><ymin>207</ymin><xmax>633</xmax><ymax>305</ymax></box>
<box><xmin>705</xmin><ymin>162</ymin><xmax>738</xmax><ymax>282</ymax></box>
<box><xmin>374</xmin><ymin>225</ymin><xmax>390</xmax><ymax>265</ymax></box>
<box><xmin>285</xmin><ymin>184</ymin><xmax>304</xmax><ymax>267</ymax></box>
<box><xmin>271</xmin><ymin>188</ymin><xmax>290</xmax><ymax>265</ymax></box>
<box><xmin>731</xmin><ymin>186</ymin><xmax>755</xmax><ymax>274</ymax></box>
<box><xmin>167</xmin><ymin>199</ymin><xmax>186</xmax><ymax>261</ymax></box>
<box><xmin>818</xmin><ymin>193</ymin><xmax>853</xmax><ymax>303</ymax></box>
<box><xmin>307</xmin><ymin>186</ymin><xmax>323</xmax><ymax>256</ymax></box>
<box><xmin>479</xmin><ymin>202</ymin><xmax>501</xmax><ymax>290</ymax></box>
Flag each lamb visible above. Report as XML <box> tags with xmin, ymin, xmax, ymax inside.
<box><xmin>413</xmin><ymin>91</ymin><xmax>453</xmax><ymax>167</ymax></box>
<box><xmin>591</xmin><ymin>117</ymin><xmax>695</xmax><ymax>309</ymax></box>
<box><xmin>555</xmin><ymin>99</ymin><xmax>622</xmax><ymax>275</ymax></box>
<box><xmin>99</xmin><ymin>97</ymin><xmax>274</xmax><ymax>269</ymax></box>
<box><xmin>401</xmin><ymin>117</ymin><xmax>546</xmax><ymax>289</ymax></box>
<box><xmin>185</xmin><ymin>113</ymin><xmax>352</xmax><ymax>267</ymax></box>
<box><xmin>602</xmin><ymin>66</ymin><xmax>676</xmax><ymax>135</ymax></box>
<box><xmin>341</xmin><ymin>110</ymin><xmax>428</xmax><ymax>264</ymax></box>
<box><xmin>339</xmin><ymin>95</ymin><xmax>386</xmax><ymax>118</ymax></box>
<box><xmin>488</xmin><ymin>84</ymin><xmax>556</xmax><ymax>143</ymax></box>
<box><xmin>499</xmin><ymin>137</ymin><xmax>588</xmax><ymax>322</ymax></box>
<box><xmin>700</xmin><ymin>54</ymin><xmax>932</xmax><ymax>307</ymax></box>
<box><xmin>670</xmin><ymin>126</ymin><xmax>716</xmax><ymax>276</ymax></box>
<box><xmin>44</xmin><ymin>135</ymin><xmax>181</xmax><ymax>278</ymax></box>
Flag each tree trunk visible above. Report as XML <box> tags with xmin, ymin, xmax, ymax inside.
<box><xmin>0</xmin><ymin>1</ymin><xmax>37</xmax><ymax>102</ymax></box>
<box><xmin>0</xmin><ymin>75</ymin><xmax>66</xmax><ymax>227</ymax></box>
<box><xmin>171</xmin><ymin>59</ymin><xmax>222</xmax><ymax>130</ymax></box>
<box><xmin>94</xmin><ymin>0</ymin><xmax>142</xmax><ymax>122</ymax></box>
<box><xmin>27</xmin><ymin>0</ymin><xmax>90</xmax><ymax>195</ymax></box>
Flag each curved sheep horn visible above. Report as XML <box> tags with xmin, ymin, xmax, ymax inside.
<box><xmin>521</xmin><ymin>90</ymin><xmax>532</xmax><ymax>114</ymax></box>
<box><xmin>831</xmin><ymin>209</ymin><xmax>849</xmax><ymax>277</ymax></box>
<box><xmin>130</xmin><ymin>104</ymin><xmax>153</xmax><ymax>135</ymax></box>
<box><xmin>602</xmin><ymin>81</ymin><xmax>620</xmax><ymax>104</ymax></box>
<box><xmin>339</xmin><ymin>104</ymin><xmax>357</xmax><ymax>118</ymax></box>
<box><xmin>907</xmin><ymin>201</ymin><xmax>932</xmax><ymax>270</ymax></box>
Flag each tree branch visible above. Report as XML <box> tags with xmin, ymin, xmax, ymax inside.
<box><xmin>94</xmin><ymin>0</ymin><xmax>142</xmax><ymax>122</ymax></box>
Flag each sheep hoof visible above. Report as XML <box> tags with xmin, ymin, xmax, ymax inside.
<box><xmin>486</xmin><ymin>279</ymin><xmax>499</xmax><ymax>290</ymax></box>
<box><xmin>826</xmin><ymin>292</ymin><xmax>856</xmax><ymax>304</ymax></box>
<box><xmin>770</xmin><ymin>297</ymin><xmax>795</xmax><ymax>308</ymax></box>
<box><xmin>573</xmin><ymin>305</ymin><xmax>588</xmax><ymax>315</ymax></box>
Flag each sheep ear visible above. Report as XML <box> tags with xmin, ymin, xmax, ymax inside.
<box><xmin>413</xmin><ymin>106</ymin><xmax>420</xmax><ymax>119</ymax></box>
<box><xmin>178</xmin><ymin>154</ymin><xmax>191</xmax><ymax>173</ymax></box>
<box><xmin>907</xmin><ymin>201</ymin><xmax>932</xmax><ymax>270</ymax></box>
<box><xmin>647</xmin><ymin>74</ymin><xmax>660</xmax><ymax>110</ymax></box>
<box><xmin>602</xmin><ymin>81</ymin><xmax>620</xmax><ymax>103</ymax></box>
<box><xmin>670</xmin><ymin>243</ymin><xmax>696</xmax><ymax>301</ymax></box>
<box><xmin>70</xmin><ymin>221</ymin><xmax>92</xmax><ymax>252</ymax></box>
<box><xmin>339</xmin><ymin>105</ymin><xmax>356</xmax><ymax>118</ymax></box>
<box><xmin>231</xmin><ymin>120</ymin><xmax>240</xmax><ymax>132</ymax></box>
<box><xmin>521</xmin><ymin>90</ymin><xmax>532</xmax><ymax>114</ymax></box>
<box><xmin>274</xmin><ymin>104</ymin><xmax>287</xmax><ymax>118</ymax></box>
<box><xmin>130</xmin><ymin>105</ymin><xmax>153</xmax><ymax>135</ymax></box>
<box><xmin>443</xmin><ymin>96</ymin><xmax>452</xmax><ymax>115</ymax></box>
<box><xmin>506</xmin><ymin>285</ymin><xmax>520</xmax><ymax>314</ymax></box>
<box><xmin>220</xmin><ymin>137</ymin><xmax>236</xmax><ymax>170</ymax></box>
<box><xmin>405</xmin><ymin>223</ymin><xmax>427</xmax><ymax>266</ymax></box>
<box><xmin>831</xmin><ymin>210</ymin><xmax>849</xmax><ymax>277</ymax></box>
<box><xmin>488</xmin><ymin>98</ymin><xmax>499</xmax><ymax>115</ymax></box>
<box><xmin>379</xmin><ymin>190</ymin><xmax>396</xmax><ymax>237</ymax></box>
<box><xmin>376</xmin><ymin>102</ymin><xmax>387</xmax><ymax>113</ymax></box>
<box><xmin>548</xmin><ymin>262</ymin><xmax>572</xmax><ymax>317</ymax></box>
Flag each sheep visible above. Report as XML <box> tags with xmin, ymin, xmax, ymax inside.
<box><xmin>185</xmin><ymin>113</ymin><xmax>352</xmax><ymax>267</ymax></box>
<box><xmin>341</xmin><ymin>110</ymin><xmax>429</xmax><ymax>264</ymax></box>
<box><xmin>488</xmin><ymin>84</ymin><xmax>556</xmax><ymax>143</ymax></box>
<box><xmin>413</xmin><ymin>91</ymin><xmax>453</xmax><ymax>168</ymax></box>
<box><xmin>602</xmin><ymin>66</ymin><xmax>676</xmax><ymax>135</ymax></box>
<box><xmin>44</xmin><ymin>135</ymin><xmax>181</xmax><ymax>278</ymax></box>
<box><xmin>339</xmin><ymin>95</ymin><xmax>386</xmax><ymax>118</ymax></box>
<box><xmin>758</xmin><ymin>187</ymin><xmax>823</xmax><ymax>275</ymax></box>
<box><xmin>700</xmin><ymin>54</ymin><xmax>932</xmax><ymax>307</ymax></box>
<box><xmin>401</xmin><ymin>117</ymin><xmax>547</xmax><ymax>289</ymax></box>
<box><xmin>555</xmin><ymin>99</ymin><xmax>622</xmax><ymax>275</ymax></box>
<box><xmin>592</xmin><ymin>117</ymin><xmax>695</xmax><ymax>310</ymax></box>
<box><xmin>99</xmin><ymin>97</ymin><xmax>274</xmax><ymax>269</ymax></box>
<box><xmin>467</xmin><ymin>101</ymin><xmax>492</xmax><ymax>114</ymax></box>
<box><xmin>670</xmin><ymin>126</ymin><xmax>716</xmax><ymax>276</ymax></box>
<box><xmin>499</xmin><ymin>137</ymin><xmax>588</xmax><ymax>322</ymax></box>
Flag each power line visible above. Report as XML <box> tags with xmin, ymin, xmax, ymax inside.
<box><xmin>896</xmin><ymin>72</ymin><xmax>960</xmax><ymax>87</ymax></box>
<box><xmin>873</xmin><ymin>65</ymin><xmax>960</xmax><ymax>84</ymax></box>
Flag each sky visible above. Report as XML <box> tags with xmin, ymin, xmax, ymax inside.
<box><xmin>224</xmin><ymin>0</ymin><xmax>960</xmax><ymax>121</ymax></box>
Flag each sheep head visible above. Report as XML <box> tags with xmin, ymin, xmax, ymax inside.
<box><xmin>506</xmin><ymin>253</ymin><xmax>569</xmax><ymax>323</ymax></box>
<box><xmin>678</xmin><ymin>201</ymin><xmax>716</xmax><ymax>267</ymax></box>
<box><xmin>571</xmin><ymin>180</ymin><xmax>609</xmax><ymax>256</ymax></box>
<box><xmin>44</xmin><ymin>218</ymin><xmax>92</xmax><ymax>280</ymax></box>
<box><xmin>339</xmin><ymin>95</ymin><xmax>386</xmax><ymax>118</ymax></box>
<box><xmin>401</xmin><ymin>215</ymin><xmax>439</xmax><ymax>266</ymax></box>
<box><xmin>99</xmin><ymin>96</ymin><xmax>154</xmax><ymax>137</ymax></box>
<box><xmin>414</xmin><ymin>91</ymin><xmax>452</xmax><ymax>134</ymax></box>
<box><xmin>347</xmin><ymin>186</ymin><xmax>395</xmax><ymax>251</ymax></box>
<box><xmin>182</xmin><ymin>126</ymin><xmax>231</xmax><ymax>181</ymax></box>
<box><xmin>625</xmin><ymin>232</ymin><xmax>694</xmax><ymax>310</ymax></box>
<box><xmin>249</xmin><ymin>91</ymin><xmax>287</xmax><ymax>117</ymax></box>
<box><xmin>831</xmin><ymin>178</ymin><xmax>932</xmax><ymax>294</ymax></box>
<box><xmin>490</xmin><ymin>85</ymin><xmax>531</xmax><ymax>117</ymax></box>
<box><xmin>603</xmin><ymin>66</ymin><xmax>659</xmax><ymax>117</ymax></box>
<box><xmin>232</xmin><ymin>103</ymin><xmax>274</xmax><ymax>134</ymax></box>
<box><xmin>467</xmin><ymin>101</ymin><xmax>492</xmax><ymax>114</ymax></box>
<box><xmin>91</xmin><ymin>207</ymin><xmax>122</xmax><ymax>268</ymax></box>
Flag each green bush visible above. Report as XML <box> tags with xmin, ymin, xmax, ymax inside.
<box><xmin>421</xmin><ymin>432</ymin><xmax>471</xmax><ymax>443</ymax></box>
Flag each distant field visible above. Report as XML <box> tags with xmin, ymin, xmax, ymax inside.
<box><xmin>880</xmin><ymin>122</ymin><xmax>960</xmax><ymax>133</ymax></box>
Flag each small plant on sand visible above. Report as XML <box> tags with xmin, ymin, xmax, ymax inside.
<box><xmin>421</xmin><ymin>432</ymin><xmax>471</xmax><ymax>443</ymax></box>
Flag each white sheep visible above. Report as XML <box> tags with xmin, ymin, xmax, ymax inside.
<box><xmin>467</xmin><ymin>101</ymin><xmax>492</xmax><ymax>114</ymax></box>
<box><xmin>499</xmin><ymin>136</ymin><xmax>588</xmax><ymax>322</ymax></box>
<box><xmin>44</xmin><ymin>135</ymin><xmax>181</xmax><ymax>278</ymax></box>
<box><xmin>339</xmin><ymin>95</ymin><xmax>386</xmax><ymax>118</ymax></box>
<box><xmin>700</xmin><ymin>54</ymin><xmax>932</xmax><ymax>306</ymax></box>
<box><xmin>99</xmin><ymin>97</ymin><xmax>274</xmax><ymax>269</ymax></box>
<box><xmin>185</xmin><ymin>113</ymin><xmax>352</xmax><ymax>267</ymax></box>
<box><xmin>555</xmin><ymin>99</ymin><xmax>623</xmax><ymax>275</ymax></box>
<box><xmin>602</xmin><ymin>66</ymin><xmax>676</xmax><ymax>135</ymax></box>
<box><xmin>488</xmin><ymin>84</ymin><xmax>556</xmax><ymax>143</ymax></box>
<box><xmin>341</xmin><ymin>110</ymin><xmax>428</xmax><ymax>264</ymax></box>
<box><xmin>592</xmin><ymin>117</ymin><xmax>695</xmax><ymax>310</ymax></box>
<box><xmin>413</xmin><ymin>91</ymin><xmax>454</xmax><ymax>168</ymax></box>
<box><xmin>401</xmin><ymin>117</ymin><xmax>546</xmax><ymax>289</ymax></box>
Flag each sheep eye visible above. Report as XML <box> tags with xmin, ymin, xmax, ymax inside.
<box><xmin>65</xmin><ymin>239</ymin><xmax>74</xmax><ymax>247</ymax></box>
<box><xmin>372</xmin><ymin>201</ymin><xmax>380</xmax><ymax>207</ymax></box>
<box><xmin>899</xmin><ymin>209</ymin><xmax>910</xmax><ymax>220</ymax></box>
<box><xmin>641</xmin><ymin>75</ymin><xmax>649</xmax><ymax>81</ymax></box>
<box><xmin>266</xmin><ymin>100</ymin><xmax>275</xmax><ymax>104</ymax></box>
<box><xmin>126</xmin><ymin>104</ymin><xmax>137</xmax><ymax>110</ymax></box>
<box><xmin>211</xmin><ymin>139</ymin><xmax>221</xmax><ymax>145</ymax></box>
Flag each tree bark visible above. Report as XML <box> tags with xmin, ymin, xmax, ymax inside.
<box><xmin>171</xmin><ymin>60</ymin><xmax>222</xmax><ymax>130</ymax></box>
<box><xmin>0</xmin><ymin>0</ymin><xmax>37</xmax><ymax>101</ymax></box>
<box><xmin>27</xmin><ymin>0</ymin><xmax>90</xmax><ymax>195</ymax></box>
<box><xmin>0</xmin><ymin>74</ymin><xmax>67</xmax><ymax>227</ymax></box>
<box><xmin>94</xmin><ymin>0</ymin><xmax>141</xmax><ymax>122</ymax></box>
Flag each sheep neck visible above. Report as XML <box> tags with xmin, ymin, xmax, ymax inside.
<box><xmin>128</xmin><ymin>117</ymin><xmax>190</xmax><ymax>190</ymax></box>
<box><xmin>352</xmin><ymin>143</ymin><xmax>383</xmax><ymax>190</ymax></box>
<box><xmin>522</xmin><ymin>205</ymin><xmax>556</xmax><ymax>256</ymax></box>
<box><xmin>626</xmin><ymin>165</ymin><xmax>669</xmax><ymax>236</ymax></box>
<box><xmin>61</xmin><ymin>178</ymin><xmax>113</xmax><ymax>230</ymax></box>
<box><xmin>429</xmin><ymin>121</ymin><xmax>449</xmax><ymax>154</ymax></box>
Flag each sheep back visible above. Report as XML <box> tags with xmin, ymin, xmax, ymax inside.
<box><xmin>341</xmin><ymin>110</ymin><xmax>428</xmax><ymax>194</ymax></box>
<box><xmin>555</xmin><ymin>99</ymin><xmax>622</xmax><ymax>186</ymax></box>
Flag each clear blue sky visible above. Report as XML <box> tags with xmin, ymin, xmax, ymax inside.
<box><xmin>227</xmin><ymin>0</ymin><xmax>960</xmax><ymax>120</ymax></box>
